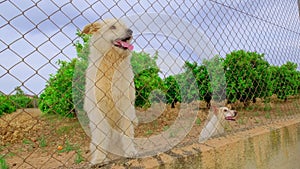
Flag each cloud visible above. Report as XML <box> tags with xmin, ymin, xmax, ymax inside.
<box><xmin>0</xmin><ymin>0</ymin><xmax>299</xmax><ymax>95</ymax></box>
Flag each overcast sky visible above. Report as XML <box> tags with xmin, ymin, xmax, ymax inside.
<box><xmin>0</xmin><ymin>0</ymin><xmax>299</xmax><ymax>95</ymax></box>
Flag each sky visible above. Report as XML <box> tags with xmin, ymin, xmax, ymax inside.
<box><xmin>0</xmin><ymin>0</ymin><xmax>300</xmax><ymax>95</ymax></box>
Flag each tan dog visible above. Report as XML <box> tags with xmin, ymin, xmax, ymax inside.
<box><xmin>199</xmin><ymin>107</ymin><xmax>237</xmax><ymax>142</ymax></box>
<box><xmin>82</xmin><ymin>19</ymin><xmax>137</xmax><ymax>165</ymax></box>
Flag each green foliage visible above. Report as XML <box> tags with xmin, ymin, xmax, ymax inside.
<box><xmin>181</xmin><ymin>61</ymin><xmax>211</xmax><ymax>106</ymax></box>
<box><xmin>164</xmin><ymin>76</ymin><xmax>181</xmax><ymax>108</ymax></box>
<box><xmin>37</xmin><ymin>28</ymin><xmax>300</xmax><ymax>116</ymax></box>
<box><xmin>10</xmin><ymin>87</ymin><xmax>33</xmax><ymax>109</ymax></box>
<box><xmin>132</xmin><ymin>52</ymin><xmax>163</xmax><ymax>107</ymax></box>
<box><xmin>203</xmin><ymin>55</ymin><xmax>226</xmax><ymax>103</ymax></box>
<box><xmin>0</xmin><ymin>87</ymin><xmax>33</xmax><ymax>116</ymax></box>
<box><xmin>270</xmin><ymin>62</ymin><xmax>299</xmax><ymax>101</ymax></box>
<box><xmin>0</xmin><ymin>95</ymin><xmax>16</xmax><ymax>116</ymax></box>
<box><xmin>72</xmin><ymin>31</ymin><xmax>90</xmax><ymax>111</ymax></box>
<box><xmin>39</xmin><ymin>59</ymin><xmax>76</xmax><ymax>117</ymax></box>
<box><xmin>0</xmin><ymin>155</ymin><xmax>8</xmax><ymax>169</ymax></box>
<box><xmin>39</xmin><ymin>31</ymin><xmax>90</xmax><ymax>117</ymax></box>
<box><xmin>75</xmin><ymin>149</ymin><xmax>84</xmax><ymax>164</ymax></box>
<box><xmin>223</xmin><ymin>50</ymin><xmax>272</xmax><ymax>105</ymax></box>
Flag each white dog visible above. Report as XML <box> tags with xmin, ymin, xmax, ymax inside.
<box><xmin>82</xmin><ymin>19</ymin><xmax>138</xmax><ymax>165</ymax></box>
<box><xmin>199</xmin><ymin>107</ymin><xmax>237</xmax><ymax>142</ymax></box>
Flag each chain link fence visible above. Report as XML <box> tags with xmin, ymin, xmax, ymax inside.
<box><xmin>1</xmin><ymin>0</ymin><xmax>300</xmax><ymax>168</ymax></box>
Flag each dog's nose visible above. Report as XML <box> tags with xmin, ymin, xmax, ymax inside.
<box><xmin>127</xmin><ymin>29</ymin><xmax>133</xmax><ymax>36</ymax></box>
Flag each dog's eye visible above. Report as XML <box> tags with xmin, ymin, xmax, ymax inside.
<box><xmin>110</xmin><ymin>25</ymin><xmax>116</xmax><ymax>30</ymax></box>
<box><xmin>224</xmin><ymin>109</ymin><xmax>227</xmax><ymax>112</ymax></box>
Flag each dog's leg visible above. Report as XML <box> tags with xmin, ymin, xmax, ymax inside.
<box><xmin>89</xmin><ymin>117</ymin><xmax>112</xmax><ymax>165</ymax></box>
<box><xmin>118</xmin><ymin>119</ymin><xmax>137</xmax><ymax>157</ymax></box>
<box><xmin>199</xmin><ymin>107</ymin><xmax>224</xmax><ymax>143</ymax></box>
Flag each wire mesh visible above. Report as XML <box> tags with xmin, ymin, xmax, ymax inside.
<box><xmin>0</xmin><ymin>0</ymin><xmax>300</xmax><ymax>168</ymax></box>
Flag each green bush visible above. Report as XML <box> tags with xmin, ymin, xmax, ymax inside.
<box><xmin>180</xmin><ymin>61</ymin><xmax>211</xmax><ymax>106</ymax></box>
<box><xmin>0</xmin><ymin>155</ymin><xmax>8</xmax><ymax>169</ymax></box>
<box><xmin>0</xmin><ymin>87</ymin><xmax>34</xmax><ymax>116</ymax></box>
<box><xmin>39</xmin><ymin>32</ymin><xmax>164</xmax><ymax>115</ymax></box>
<box><xmin>72</xmin><ymin>32</ymin><xmax>90</xmax><ymax>111</ymax></box>
<box><xmin>132</xmin><ymin>52</ymin><xmax>164</xmax><ymax>108</ymax></box>
<box><xmin>39</xmin><ymin>59</ymin><xmax>76</xmax><ymax>117</ymax></box>
<box><xmin>224</xmin><ymin>50</ymin><xmax>272</xmax><ymax>105</ymax></box>
<box><xmin>270</xmin><ymin>62</ymin><xmax>299</xmax><ymax>101</ymax></box>
<box><xmin>164</xmin><ymin>75</ymin><xmax>181</xmax><ymax>108</ymax></box>
<box><xmin>203</xmin><ymin>55</ymin><xmax>226</xmax><ymax>103</ymax></box>
<box><xmin>37</xmin><ymin>29</ymin><xmax>300</xmax><ymax>116</ymax></box>
<box><xmin>10</xmin><ymin>87</ymin><xmax>33</xmax><ymax>109</ymax></box>
<box><xmin>0</xmin><ymin>95</ymin><xmax>16</xmax><ymax>116</ymax></box>
<box><xmin>39</xmin><ymin>31</ymin><xmax>90</xmax><ymax>117</ymax></box>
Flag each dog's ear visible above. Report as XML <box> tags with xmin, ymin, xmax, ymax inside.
<box><xmin>82</xmin><ymin>22</ymin><xmax>102</xmax><ymax>35</ymax></box>
<box><xmin>226</xmin><ymin>104</ymin><xmax>232</xmax><ymax>109</ymax></box>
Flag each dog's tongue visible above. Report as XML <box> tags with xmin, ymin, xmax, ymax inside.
<box><xmin>115</xmin><ymin>40</ymin><xmax>134</xmax><ymax>51</ymax></box>
<box><xmin>225</xmin><ymin>116</ymin><xmax>236</xmax><ymax>121</ymax></box>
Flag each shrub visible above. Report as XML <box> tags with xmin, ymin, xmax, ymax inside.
<box><xmin>164</xmin><ymin>75</ymin><xmax>181</xmax><ymax>108</ymax></box>
<box><xmin>0</xmin><ymin>95</ymin><xmax>16</xmax><ymax>116</ymax></box>
<box><xmin>0</xmin><ymin>87</ymin><xmax>34</xmax><ymax>116</ymax></box>
<box><xmin>39</xmin><ymin>59</ymin><xmax>76</xmax><ymax>117</ymax></box>
<box><xmin>181</xmin><ymin>61</ymin><xmax>211</xmax><ymax>107</ymax></box>
<box><xmin>270</xmin><ymin>62</ymin><xmax>299</xmax><ymax>101</ymax></box>
<box><xmin>10</xmin><ymin>87</ymin><xmax>33</xmax><ymax>109</ymax></box>
<box><xmin>203</xmin><ymin>55</ymin><xmax>225</xmax><ymax>104</ymax></box>
<box><xmin>132</xmin><ymin>52</ymin><xmax>164</xmax><ymax>108</ymax></box>
<box><xmin>39</xmin><ymin>31</ymin><xmax>90</xmax><ymax>117</ymax></box>
<box><xmin>39</xmin><ymin>32</ymin><xmax>164</xmax><ymax>114</ymax></box>
<box><xmin>72</xmin><ymin>31</ymin><xmax>90</xmax><ymax>111</ymax></box>
<box><xmin>223</xmin><ymin>50</ymin><xmax>272</xmax><ymax>105</ymax></box>
<box><xmin>0</xmin><ymin>155</ymin><xmax>8</xmax><ymax>169</ymax></box>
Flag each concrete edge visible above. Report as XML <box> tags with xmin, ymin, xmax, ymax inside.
<box><xmin>100</xmin><ymin>118</ymin><xmax>300</xmax><ymax>169</ymax></box>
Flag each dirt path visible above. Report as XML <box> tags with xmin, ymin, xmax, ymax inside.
<box><xmin>1</xmin><ymin>98</ymin><xmax>300</xmax><ymax>168</ymax></box>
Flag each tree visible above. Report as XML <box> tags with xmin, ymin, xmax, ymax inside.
<box><xmin>181</xmin><ymin>61</ymin><xmax>211</xmax><ymax>107</ymax></box>
<box><xmin>270</xmin><ymin>62</ymin><xmax>299</xmax><ymax>101</ymax></box>
<box><xmin>38</xmin><ymin>59</ymin><xmax>76</xmax><ymax>117</ymax></box>
<box><xmin>223</xmin><ymin>50</ymin><xmax>272</xmax><ymax>105</ymax></box>
<box><xmin>164</xmin><ymin>75</ymin><xmax>181</xmax><ymax>108</ymax></box>
<box><xmin>132</xmin><ymin>52</ymin><xmax>163</xmax><ymax>107</ymax></box>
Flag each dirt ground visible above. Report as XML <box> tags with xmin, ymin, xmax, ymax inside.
<box><xmin>1</xmin><ymin>97</ymin><xmax>300</xmax><ymax>168</ymax></box>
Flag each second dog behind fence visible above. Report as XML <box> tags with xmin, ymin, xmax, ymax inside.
<box><xmin>199</xmin><ymin>106</ymin><xmax>238</xmax><ymax>143</ymax></box>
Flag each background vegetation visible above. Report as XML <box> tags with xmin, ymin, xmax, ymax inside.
<box><xmin>2</xmin><ymin>33</ymin><xmax>300</xmax><ymax>118</ymax></box>
<box><xmin>0</xmin><ymin>87</ymin><xmax>34</xmax><ymax>116</ymax></box>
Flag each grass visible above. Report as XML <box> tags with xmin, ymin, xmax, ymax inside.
<box><xmin>0</xmin><ymin>145</ymin><xmax>6</xmax><ymax>152</ymax></box>
<box><xmin>245</xmin><ymin>105</ymin><xmax>254</xmax><ymax>111</ymax></box>
<box><xmin>38</xmin><ymin>135</ymin><xmax>47</xmax><ymax>148</ymax></box>
<box><xmin>0</xmin><ymin>155</ymin><xmax>8</xmax><ymax>169</ymax></box>
<box><xmin>22</xmin><ymin>139</ymin><xmax>33</xmax><ymax>145</ymax></box>
<box><xmin>163</xmin><ymin>125</ymin><xmax>169</xmax><ymax>131</ymax></box>
<box><xmin>75</xmin><ymin>149</ymin><xmax>84</xmax><ymax>164</ymax></box>
<box><xmin>169</xmin><ymin>131</ymin><xmax>175</xmax><ymax>138</ymax></box>
<box><xmin>56</xmin><ymin>126</ymin><xmax>73</xmax><ymax>135</ymax></box>
<box><xmin>263</xmin><ymin>104</ymin><xmax>272</xmax><ymax>111</ymax></box>
<box><xmin>195</xmin><ymin>118</ymin><xmax>201</xmax><ymax>126</ymax></box>
<box><xmin>6</xmin><ymin>152</ymin><xmax>16</xmax><ymax>157</ymax></box>
<box><xmin>153</xmin><ymin>120</ymin><xmax>158</xmax><ymax>129</ymax></box>
<box><xmin>276</xmin><ymin>109</ymin><xmax>283</xmax><ymax>116</ymax></box>
<box><xmin>145</xmin><ymin>129</ymin><xmax>153</xmax><ymax>136</ymax></box>
<box><xmin>237</xmin><ymin>118</ymin><xmax>246</xmax><ymax>125</ymax></box>
<box><xmin>265</xmin><ymin>112</ymin><xmax>271</xmax><ymax>119</ymax></box>
<box><xmin>56</xmin><ymin>140</ymin><xmax>85</xmax><ymax>164</ymax></box>
<box><xmin>58</xmin><ymin>140</ymin><xmax>78</xmax><ymax>153</ymax></box>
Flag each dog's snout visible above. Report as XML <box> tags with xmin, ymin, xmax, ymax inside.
<box><xmin>233</xmin><ymin>111</ymin><xmax>238</xmax><ymax>117</ymax></box>
<box><xmin>127</xmin><ymin>29</ymin><xmax>133</xmax><ymax>36</ymax></box>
